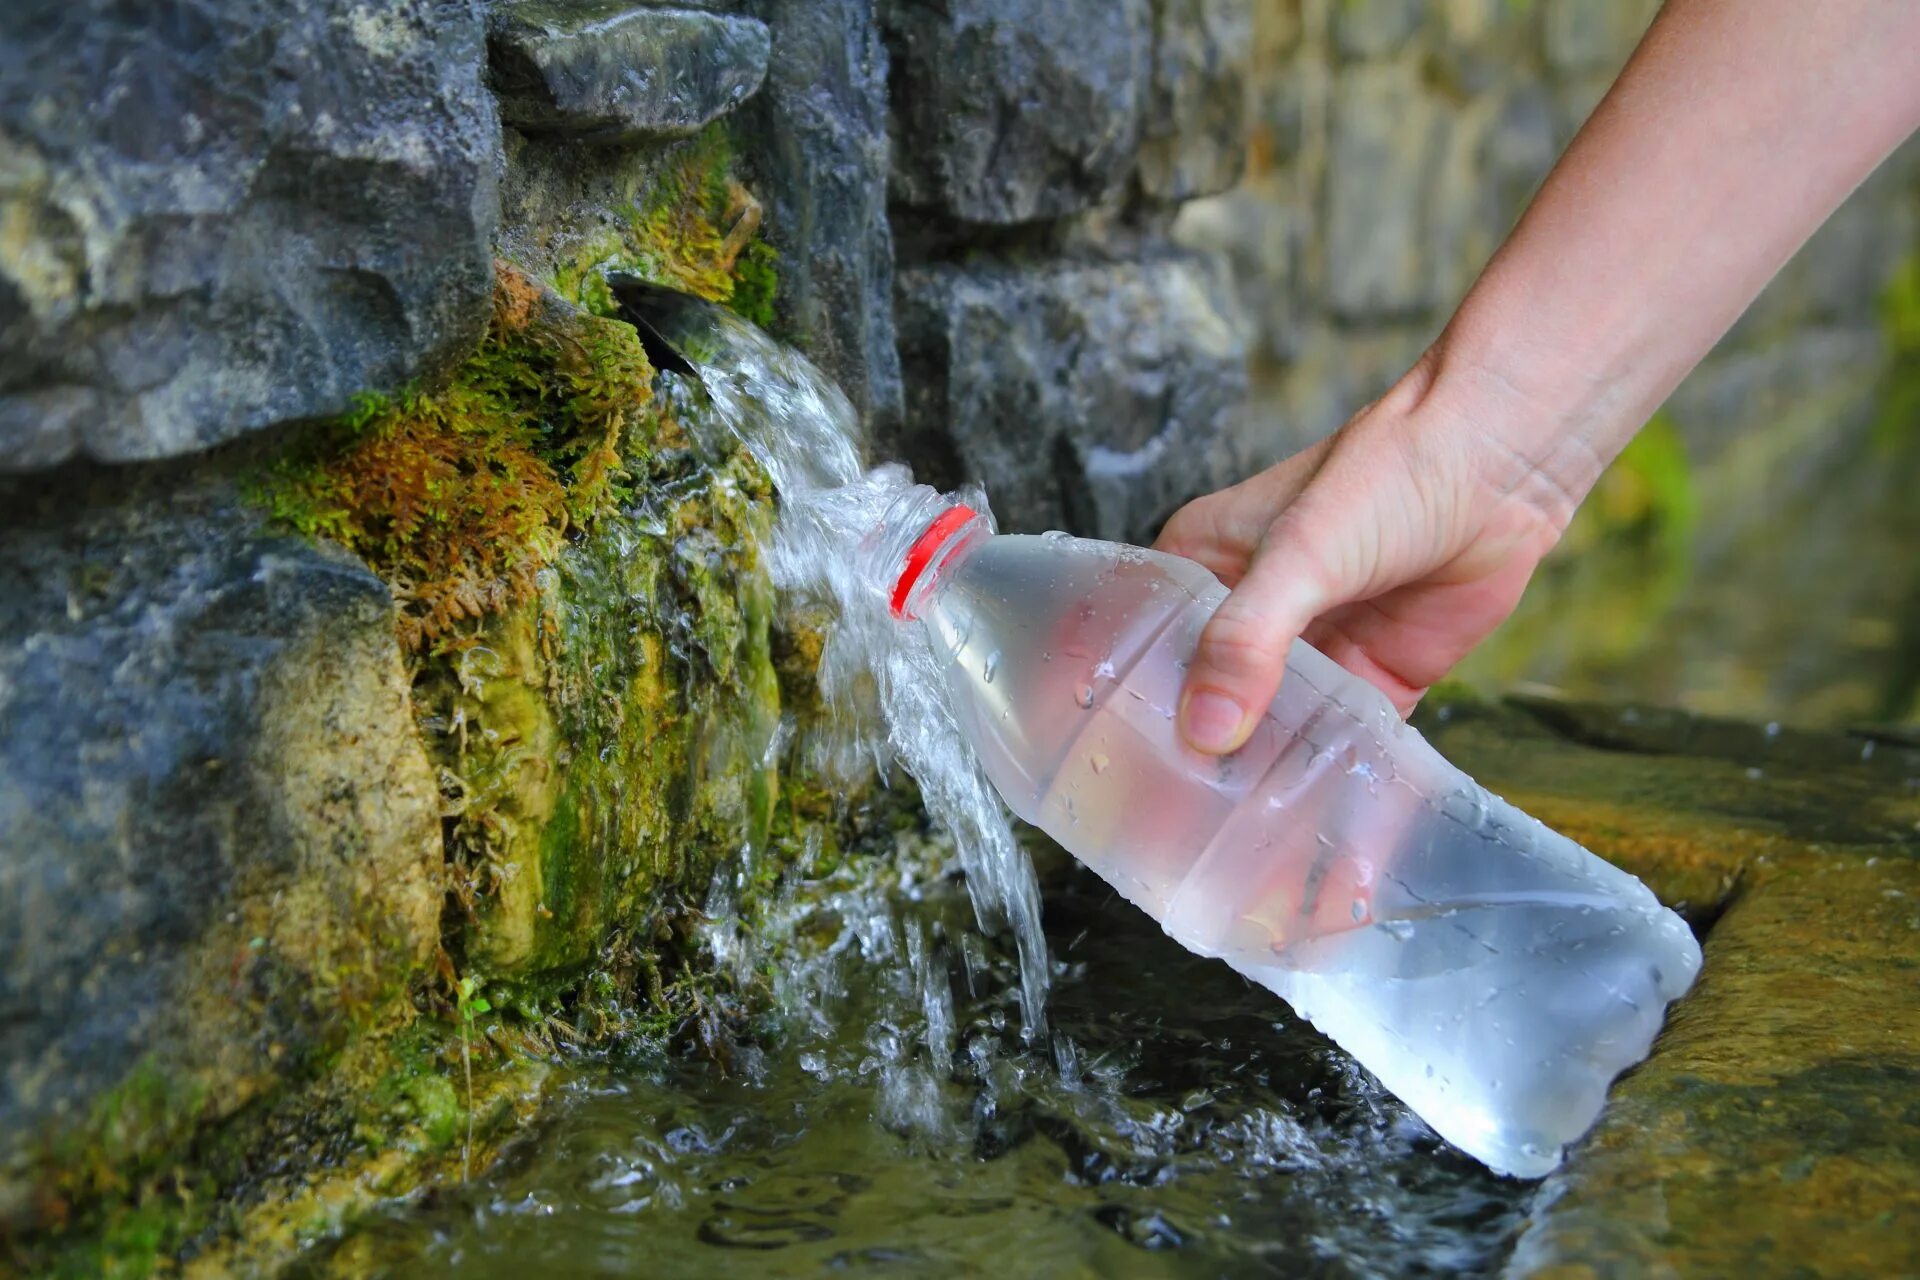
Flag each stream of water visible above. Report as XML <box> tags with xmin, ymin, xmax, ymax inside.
<box><xmin>296</xmin><ymin>305</ymin><xmax>1532</xmax><ymax>1276</ymax></box>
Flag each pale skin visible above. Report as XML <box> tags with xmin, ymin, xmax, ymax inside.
<box><xmin>1160</xmin><ymin>0</ymin><xmax>1920</xmax><ymax>755</ymax></box>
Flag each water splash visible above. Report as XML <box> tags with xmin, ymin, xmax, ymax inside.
<box><xmin>657</xmin><ymin>304</ymin><xmax>1052</xmax><ymax>1036</ymax></box>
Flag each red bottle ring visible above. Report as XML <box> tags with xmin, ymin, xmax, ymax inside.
<box><xmin>890</xmin><ymin>505</ymin><xmax>978</xmax><ymax>619</ymax></box>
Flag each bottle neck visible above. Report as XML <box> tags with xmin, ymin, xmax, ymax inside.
<box><xmin>859</xmin><ymin>483</ymin><xmax>993</xmax><ymax>621</ymax></box>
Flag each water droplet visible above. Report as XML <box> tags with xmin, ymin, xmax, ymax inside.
<box><xmin>1089</xmin><ymin>752</ymin><xmax>1110</xmax><ymax>775</ymax></box>
<box><xmin>1075</xmin><ymin>683</ymin><xmax>1095</xmax><ymax>709</ymax></box>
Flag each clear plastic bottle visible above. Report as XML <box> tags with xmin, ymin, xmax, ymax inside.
<box><xmin>866</xmin><ymin>486</ymin><xmax>1702</xmax><ymax>1178</ymax></box>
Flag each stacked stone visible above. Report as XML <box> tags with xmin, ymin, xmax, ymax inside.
<box><xmin>882</xmin><ymin>0</ymin><xmax>1262</xmax><ymax>542</ymax></box>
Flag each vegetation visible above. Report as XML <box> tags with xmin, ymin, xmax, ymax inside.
<box><xmin>249</xmin><ymin>264</ymin><xmax>655</xmax><ymax>651</ymax></box>
<box><xmin>552</xmin><ymin>125</ymin><xmax>779</xmax><ymax>323</ymax></box>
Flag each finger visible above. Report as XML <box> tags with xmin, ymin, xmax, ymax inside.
<box><xmin>1177</xmin><ymin>509</ymin><xmax>1337</xmax><ymax>754</ymax></box>
<box><xmin>1152</xmin><ymin>439</ymin><xmax>1334</xmax><ymax>585</ymax></box>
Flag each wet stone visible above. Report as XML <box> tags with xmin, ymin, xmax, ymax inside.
<box><xmin>490</xmin><ymin>2</ymin><xmax>772</xmax><ymax>143</ymax></box>
<box><xmin>730</xmin><ymin>0</ymin><xmax>904</xmax><ymax>432</ymax></box>
<box><xmin>1418</xmin><ymin>694</ymin><xmax>1920</xmax><ymax>1276</ymax></box>
<box><xmin>0</xmin><ymin>470</ymin><xmax>443</xmax><ymax>1201</ymax></box>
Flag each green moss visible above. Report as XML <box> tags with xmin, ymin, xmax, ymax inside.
<box><xmin>546</xmin><ymin>124</ymin><xmax>778</xmax><ymax>327</ymax></box>
<box><xmin>730</xmin><ymin>239</ymin><xmax>781</xmax><ymax>329</ymax></box>
<box><xmin>248</xmin><ymin>263</ymin><xmax>654</xmax><ymax>652</ymax></box>
<box><xmin>1872</xmin><ymin>250</ymin><xmax>1920</xmax><ymax>454</ymax></box>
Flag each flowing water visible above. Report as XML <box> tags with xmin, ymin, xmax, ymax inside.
<box><xmin>297</xmin><ymin>304</ymin><xmax>1533</xmax><ymax>1276</ymax></box>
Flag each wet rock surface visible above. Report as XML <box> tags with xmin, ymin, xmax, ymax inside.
<box><xmin>732</xmin><ymin>0</ymin><xmax>903</xmax><ymax>431</ymax></box>
<box><xmin>895</xmin><ymin>251</ymin><xmax>1252</xmax><ymax>542</ymax></box>
<box><xmin>0</xmin><ymin>0</ymin><xmax>501</xmax><ymax>471</ymax></box>
<box><xmin>0</xmin><ymin>468</ymin><xmax>443</xmax><ymax>1199</ymax></box>
<box><xmin>1417</xmin><ymin>695</ymin><xmax>1920</xmax><ymax>1276</ymax></box>
<box><xmin>490</xmin><ymin>2</ymin><xmax>771</xmax><ymax>143</ymax></box>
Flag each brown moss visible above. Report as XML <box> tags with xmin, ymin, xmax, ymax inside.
<box><xmin>249</xmin><ymin>262</ymin><xmax>655</xmax><ymax>651</ymax></box>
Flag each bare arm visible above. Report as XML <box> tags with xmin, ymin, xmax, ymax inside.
<box><xmin>1160</xmin><ymin>0</ymin><xmax>1920</xmax><ymax>754</ymax></box>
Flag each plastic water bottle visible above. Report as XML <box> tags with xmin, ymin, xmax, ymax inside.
<box><xmin>865</xmin><ymin>486</ymin><xmax>1702</xmax><ymax>1178</ymax></box>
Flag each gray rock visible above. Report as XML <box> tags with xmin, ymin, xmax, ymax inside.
<box><xmin>1323</xmin><ymin>62</ymin><xmax>1444</xmax><ymax>320</ymax></box>
<box><xmin>882</xmin><ymin>0</ymin><xmax>1151</xmax><ymax>225</ymax></box>
<box><xmin>0</xmin><ymin>471</ymin><xmax>443</xmax><ymax>1182</ymax></box>
<box><xmin>895</xmin><ymin>250</ymin><xmax>1253</xmax><ymax>543</ymax></box>
<box><xmin>733</xmin><ymin>0</ymin><xmax>903</xmax><ymax>434</ymax></box>
<box><xmin>0</xmin><ymin>0</ymin><xmax>500</xmax><ymax>472</ymax></box>
<box><xmin>1332</xmin><ymin>0</ymin><xmax>1424</xmax><ymax>61</ymax></box>
<box><xmin>490</xmin><ymin>2</ymin><xmax>771</xmax><ymax>142</ymax></box>
<box><xmin>1137</xmin><ymin>0</ymin><xmax>1254</xmax><ymax>202</ymax></box>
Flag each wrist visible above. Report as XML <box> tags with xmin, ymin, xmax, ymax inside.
<box><xmin>1413</xmin><ymin>297</ymin><xmax>1656</xmax><ymax>536</ymax></box>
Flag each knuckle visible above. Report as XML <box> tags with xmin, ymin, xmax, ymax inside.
<box><xmin>1197</xmin><ymin>603</ymin><xmax>1284</xmax><ymax>680</ymax></box>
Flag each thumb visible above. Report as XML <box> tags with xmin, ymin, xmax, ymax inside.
<box><xmin>1178</xmin><ymin>515</ymin><xmax>1338</xmax><ymax>754</ymax></box>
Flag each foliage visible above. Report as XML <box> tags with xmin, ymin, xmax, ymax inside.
<box><xmin>550</xmin><ymin>125</ymin><xmax>778</xmax><ymax>324</ymax></box>
<box><xmin>249</xmin><ymin>264</ymin><xmax>656</xmax><ymax>651</ymax></box>
<box><xmin>1872</xmin><ymin>250</ymin><xmax>1920</xmax><ymax>453</ymax></box>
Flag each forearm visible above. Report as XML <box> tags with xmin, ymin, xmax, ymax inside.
<box><xmin>1427</xmin><ymin>0</ymin><xmax>1920</xmax><ymax>522</ymax></box>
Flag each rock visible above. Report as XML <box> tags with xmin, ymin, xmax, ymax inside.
<box><xmin>733</xmin><ymin>0</ymin><xmax>903</xmax><ymax>433</ymax></box>
<box><xmin>1136</xmin><ymin>0</ymin><xmax>1254</xmax><ymax>202</ymax></box>
<box><xmin>894</xmin><ymin>250</ymin><xmax>1253</xmax><ymax>543</ymax></box>
<box><xmin>0</xmin><ymin>0</ymin><xmax>501</xmax><ymax>472</ymax></box>
<box><xmin>489</xmin><ymin>2</ymin><xmax>772</xmax><ymax>143</ymax></box>
<box><xmin>1331</xmin><ymin>0</ymin><xmax>1424</xmax><ymax>61</ymax></box>
<box><xmin>882</xmin><ymin>0</ymin><xmax>1151</xmax><ymax>224</ymax></box>
<box><xmin>0</xmin><ymin>471</ymin><xmax>443</xmax><ymax>1191</ymax></box>
<box><xmin>1323</xmin><ymin>62</ymin><xmax>1444</xmax><ymax>320</ymax></box>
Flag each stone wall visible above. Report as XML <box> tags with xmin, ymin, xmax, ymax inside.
<box><xmin>2</xmin><ymin>0</ymin><xmax>1917</xmax><ymax>1270</ymax></box>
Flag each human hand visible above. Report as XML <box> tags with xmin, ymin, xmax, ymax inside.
<box><xmin>1154</xmin><ymin>357</ymin><xmax>1573</xmax><ymax>753</ymax></box>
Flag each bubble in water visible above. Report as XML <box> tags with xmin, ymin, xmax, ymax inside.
<box><xmin>1075</xmin><ymin>683</ymin><xmax>1095</xmax><ymax>709</ymax></box>
<box><xmin>1350</xmin><ymin>899</ymin><xmax>1367</xmax><ymax>923</ymax></box>
<box><xmin>983</xmin><ymin>650</ymin><xmax>1000</xmax><ymax>683</ymax></box>
<box><xmin>1089</xmin><ymin>752</ymin><xmax>1110</xmax><ymax>775</ymax></box>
